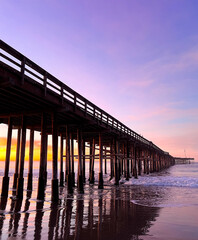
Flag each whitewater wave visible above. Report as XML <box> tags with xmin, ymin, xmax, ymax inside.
<box><xmin>124</xmin><ymin>175</ymin><xmax>198</xmax><ymax>188</ymax></box>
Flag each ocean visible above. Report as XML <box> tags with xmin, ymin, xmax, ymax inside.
<box><xmin>0</xmin><ymin>160</ymin><xmax>197</xmax><ymax>240</ymax></box>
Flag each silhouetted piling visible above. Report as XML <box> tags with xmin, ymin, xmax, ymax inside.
<box><xmin>27</xmin><ymin>129</ymin><xmax>34</xmax><ymax>191</ymax></box>
<box><xmin>1</xmin><ymin>117</ymin><xmax>12</xmax><ymax>197</ymax></box>
<box><xmin>77</xmin><ymin>129</ymin><xmax>84</xmax><ymax>193</ymax></box>
<box><xmin>98</xmin><ymin>133</ymin><xmax>103</xmax><ymax>189</ymax></box>
<box><xmin>126</xmin><ymin>142</ymin><xmax>130</xmax><ymax>180</ymax></box>
<box><xmin>82</xmin><ymin>140</ymin><xmax>86</xmax><ymax>183</ymax></box>
<box><xmin>114</xmin><ymin>139</ymin><xmax>119</xmax><ymax>185</ymax></box>
<box><xmin>133</xmin><ymin>146</ymin><xmax>138</xmax><ymax>179</ymax></box>
<box><xmin>59</xmin><ymin>134</ymin><xmax>64</xmax><ymax>187</ymax></box>
<box><xmin>110</xmin><ymin>142</ymin><xmax>114</xmax><ymax>180</ymax></box>
<box><xmin>70</xmin><ymin>134</ymin><xmax>75</xmax><ymax>187</ymax></box>
<box><xmin>13</xmin><ymin>127</ymin><xmax>21</xmax><ymax>189</ymax></box>
<box><xmin>66</xmin><ymin>127</ymin><xmax>73</xmax><ymax>194</ymax></box>
<box><xmin>16</xmin><ymin>116</ymin><xmax>27</xmax><ymax>199</ymax></box>
<box><xmin>104</xmin><ymin>146</ymin><xmax>107</xmax><ymax>174</ymax></box>
<box><xmin>89</xmin><ymin>141</ymin><xmax>93</xmax><ymax>181</ymax></box>
<box><xmin>37</xmin><ymin>113</ymin><xmax>48</xmax><ymax>200</ymax></box>
<box><xmin>138</xmin><ymin>148</ymin><xmax>142</xmax><ymax>175</ymax></box>
<box><xmin>89</xmin><ymin>138</ymin><xmax>95</xmax><ymax>184</ymax></box>
<box><xmin>51</xmin><ymin>113</ymin><xmax>59</xmax><ymax>201</ymax></box>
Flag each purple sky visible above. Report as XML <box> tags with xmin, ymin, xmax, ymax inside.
<box><xmin>1</xmin><ymin>0</ymin><xmax>198</xmax><ymax>160</ymax></box>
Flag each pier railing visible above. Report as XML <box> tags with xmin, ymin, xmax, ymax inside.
<box><xmin>0</xmin><ymin>39</ymin><xmax>164</xmax><ymax>153</ymax></box>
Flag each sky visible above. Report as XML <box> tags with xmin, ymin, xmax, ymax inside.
<box><xmin>0</xmin><ymin>0</ymin><xmax>198</xmax><ymax>161</ymax></box>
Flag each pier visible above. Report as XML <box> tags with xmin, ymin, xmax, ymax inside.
<box><xmin>174</xmin><ymin>157</ymin><xmax>194</xmax><ymax>164</ymax></box>
<box><xmin>0</xmin><ymin>40</ymin><xmax>175</xmax><ymax>201</ymax></box>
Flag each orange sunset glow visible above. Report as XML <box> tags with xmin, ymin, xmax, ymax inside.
<box><xmin>0</xmin><ymin>137</ymin><xmax>53</xmax><ymax>162</ymax></box>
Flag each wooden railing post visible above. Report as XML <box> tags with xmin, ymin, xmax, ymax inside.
<box><xmin>21</xmin><ymin>57</ymin><xmax>25</xmax><ymax>85</ymax></box>
<box><xmin>43</xmin><ymin>72</ymin><xmax>47</xmax><ymax>96</ymax></box>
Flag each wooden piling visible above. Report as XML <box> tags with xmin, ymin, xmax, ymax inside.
<box><xmin>110</xmin><ymin>141</ymin><xmax>114</xmax><ymax>180</ymax></box>
<box><xmin>126</xmin><ymin>142</ymin><xmax>130</xmax><ymax>180</ymax></box>
<box><xmin>77</xmin><ymin>129</ymin><xmax>84</xmax><ymax>193</ymax></box>
<box><xmin>114</xmin><ymin>139</ymin><xmax>119</xmax><ymax>185</ymax></box>
<box><xmin>27</xmin><ymin>129</ymin><xmax>34</xmax><ymax>191</ymax></box>
<box><xmin>89</xmin><ymin>141</ymin><xmax>93</xmax><ymax>181</ymax></box>
<box><xmin>153</xmin><ymin>152</ymin><xmax>156</xmax><ymax>172</ymax></box>
<box><xmin>44</xmin><ymin>134</ymin><xmax>48</xmax><ymax>185</ymax></box>
<box><xmin>89</xmin><ymin>138</ymin><xmax>95</xmax><ymax>184</ymax></box>
<box><xmin>1</xmin><ymin>117</ymin><xmax>13</xmax><ymax>197</ymax></box>
<box><xmin>146</xmin><ymin>150</ymin><xmax>150</xmax><ymax>174</ymax></box>
<box><xmin>150</xmin><ymin>152</ymin><xmax>153</xmax><ymax>173</ymax></box>
<box><xmin>13</xmin><ymin>127</ymin><xmax>21</xmax><ymax>189</ymax></box>
<box><xmin>159</xmin><ymin>155</ymin><xmax>162</xmax><ymax>170</ymax></box>
<box><xmin>70</xmin><ymin>134</ymin><xmax>75</xmax><ymax>187</ymax></box>
<box><xmin>66</xmin><ymin>127</ymin><xmax>73</xmax><ymax>193</ymax></box>
<box><xmin>104</xmin><ymin>147</ymin><xmax>107</xmax><ymax>174</ymax></box>
<box><xmin>98</xmin><ymin>133</ymin><xmax>103</xmax><ymax>189</ymax></box>
<box><xmin>82</xmin><ymin>139</ymin><xmax>86</xmax><ymax>183</ymax></box>
<box><xmin>138</xmin><ymin>148</ymin><xmax>142</xmax><ymax>175</ymax></box>
<box><xmin>37</xmin><ymin>113</ymin><xmax>48</xmax><ymax>200</ymax></box>
<box><xmin>133</xmin><ymin>146</ymin><xmax>138</xmax><ymax>179</ymax></box>
<box><xmin>131</xmin><ymin>146</ymin><xmax>133</xmax><ymax>175</ymax></box>
<box><xmin>143</xmin><ymin>150</ymin><xmax>147</xmax><ymax>174</ymax></box>
<box><xmin>16</xmin><ymin>116</ymin><xmax>27</xmax><ymax>199</ymax></box>
<box><xmin>59</xmin><ymin>134</ymin><xmax>64</xmax><ymax>187</ymax></box>
<box><xmin>51</xmin><ymin>113</ymin><xmax>59</xmax><ymax>201</ymax></box>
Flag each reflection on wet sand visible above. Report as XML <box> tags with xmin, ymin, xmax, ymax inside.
<box><xmin>0</xmin><ymin>186</ymin><xmax>160</xmax><ymax>240</ymax></box>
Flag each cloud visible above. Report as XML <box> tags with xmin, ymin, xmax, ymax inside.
<box><xmin>117</xmin><ymin>44</ymin><xmax>198</xmax><ymax>95</ymax></box>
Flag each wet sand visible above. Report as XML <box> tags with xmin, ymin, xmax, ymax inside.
<box><xmin>0</xmin><ymin>183</ymin><xmax>197</xmax><ymax>240</ymax></box>
<box><xmin>0</xmin><ymin>162</ymin><xmax>198</xmax><ymax>239</ymax></box>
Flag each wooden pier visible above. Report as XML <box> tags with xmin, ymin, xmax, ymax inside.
<box><xmin>0</xmin><ymin>40</ymin><xmax>175</xmax><ymax>201</ymax></box>
<box><xmin>174</xmin><ymin>157</ymin><xmax>194</xmax><ymax>164</ymax></box>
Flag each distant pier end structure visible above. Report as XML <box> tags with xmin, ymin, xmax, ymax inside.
<box><xmin>0</xmin><ymin>40</ymin><xmax>175</xmax><ymax>201</ymax></box>
<box><xmin>174</xmin><ymin>157</ymin><xmax>194</xmax><ymax>164</ymax></box>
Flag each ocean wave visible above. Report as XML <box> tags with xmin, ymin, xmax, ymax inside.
<box><xmin>124</xmin><ymin>175</ymin><xmax>198</xmax><ymax>188</ymax></box>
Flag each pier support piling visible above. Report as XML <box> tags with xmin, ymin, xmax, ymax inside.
<box><xmin>104</xmin><ymin>146</ymin><xmax>107</xmax><ymax>174</ymax></box>
<box><xmin>27</xmin><ymin>129</ymin><xmax>34</xmax><ymax>191</ymax></box>
<box><xmin>133</xmin><ymin>146</ymin><xmax>138</xmax><ymax>179</ymax></box>
<box><xmin>37</xmin><ymin>113</ymin><xmax>48</xmax><ymax>200</ymax></box>
<box><xmin>51</xmin><ymin>113</ymin><xmax>59</xmax><ymax>201</ymax></box>
<box><xmin>89</xmin><ymin>138</ymin><xmax>95</xmax><ymax>184</ymax></box>
<box><xmin>59</xmin><ymin>134</ymin><xmax>64</xmax><ymax>187</ymax></box>
<box><xmin>13</xmin><ymin>127</ymin><xmax>21</xmax><ymax>189</ymax></box>
<box><xmin>16</xmin><ymin>116</ymin><xmax>27</xmax><ymax>199</ymax></box>
<box><xmin>77</xmin><ymin>129</ymin><xmax>84</xmax><ymax>193</ymax></box>
<box><xmin>114</xmin><ymin>139</ymin><xmax>119</xmax><ymax>185</ymax></box>
<box><xmin>1</xmin><ymin>117</ymin><xmax>13</xmax><ymax>197</ymax></box>
<box><xmin>66</xmin><ymin>127</ymin><xmax>73</xmax><ymax>194</ymax></box>
<box><xmin>126</xmin><ymin>142</ymin><xmax>130</xmax><ymax>180</ymax></box>
<box><xmin>71</xmin><ymin>134</ymin><xmax>75</xmax><ymax>187</ymax></box>
<box><xmin>110</xmin><ymin>141</ymin><xmax>114</xmax><ymax>180</ymax></box>
<box><xmin>82</xmin><ymin>140</ymin><xmax>86</xmax><ymax>183</ymax></box>
<box><xmin>98</xmin><ymin>133</ymin><xmax>103</xmax><ymax>189</ymax></box>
